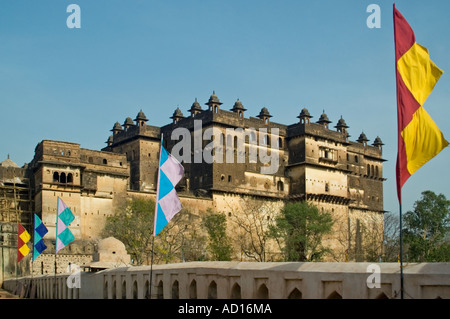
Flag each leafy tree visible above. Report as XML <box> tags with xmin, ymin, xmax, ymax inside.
<box><xmin>403</xmin><ymin>190</ymin><xmax>450</xmax><ymax>262</ymax></box>
<box><xmin>103</xmin><ymin>197</ymin><xmax>206</xmax><ymax>265</ymax></box>
<box><xmin>203</xmin><ymin>210</ymin><xmax>233</xmax><ymax>261</ymax></box>
<box><xmin>227</xmin><ymin>198</ymin><xmax>278</xmax><ymax>262</ymax></box>
<box><xmin>102</xmin><ymin>197</ymin><xmax>155</xmax><ymax>265</ymax></box>
<box><xmin>270</xmin><ymin>201</ymin><xmax>333</xmax><ymax>261</ymax></box>
<box><xmin>153</xmin><ymin>208</ymin><xmax>207</xmax><ymax>264</ymax></box>
<box><xmin>382</xmin><ymin>212</ymin><xmax>401</xmax><ymax>262</ymax></box>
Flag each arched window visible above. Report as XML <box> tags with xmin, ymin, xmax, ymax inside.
<box><xmin>171</xmin><ymin>280</ymin><xmax>179</xmax><ymax>299</ymax></box>
<box><xmin>277</xmin><ymin>137</ymin><xmax>283</xmax><ymax>148</ymax></box>
<box><xmin>375</xmin><ymin>166</ymin><xmax>379</xmax><ymax>177</ymax></box>
<box><xmin>122</xmin><ymin>281</ymin><xmax>126</xmax><ymax>299</ymax></box>
<box><xmin>144</xmin><ymin>280</ymin><xmax>150</xmax><ymax>299</ymax></box>
<box><xmin>208</xmin><ymin>281</ymin><xmax>217</xmax><ymax>299</ymax></box>
<box><xmin>230</xmin><ymin>283</ymin><xmax>241</xmax><ymax>299</ymax></box>
<box><xmin>257</xmin><ymin>284</ymin><xmax>269</xmax><ymax>299</ymax></box>
<box><xmin>104</xmin><ymin>281</ymin><xmax>108</xmax><ymax>299</ymax></box>
<box><xmin>375</xmin><ymin>292</ymin><xmax>389</xmax><ymax>299</ymax></box>
<box><xmin>60</xmin><ymin>172</ymin><xmax>66</xmax><ymax>184</ymax></box>
<box><xmin>277</xmin><ymin>181</ymin><xmax>284</xmax><ymax>191</ymax></box>
<box><xmin>133</xmin><ymin>281</ymin><xmax>138</xmax><ymax>299</ymax></box>
<box><xmin>189</xmin><ymin>280</ymin><xmax>197</xmax><ymax>299</ymax></box>
<box><xmin>367</xmin><ymin>164</ymin><xmax>370</xmax><ymax>176</ymax></box>
<box><xmin>287</xmin><ymin>288</ymin><xmax>302</xmax><ymax>299</ymax></box>
<box><xmin>112</xmin><ymin>281</ymin><xmax>117</xmax><ymax>299</ymax></box>
<box><xmin>249</xmin><ymin>131</ymin><xmax>257</xmax><ymax>143</ymax></box>
<box><xmin>53</xmin><ymin>172</ymin><xmax>59</xmax><ymax>183</ymax></box>
<box><xmin>261</xmin><ymin>135</ymin><xmax>268</xmax><ymax>145</ymax></box>
<box><xmin>327</xmin><ymin>291</ymin><xmax>342</xmax><ymax>299</ymax></box>
<box><xmin>67</xmin><ymin>173</ymin><xmax>73</xmax><ymax>184</ymax></box>
<box><xmin>157</xmin><ymin>280</ymin><xmax>164</xmax><ymax>299</ymax></box>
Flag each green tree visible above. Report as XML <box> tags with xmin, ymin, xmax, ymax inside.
<box><xmin>403</xmin><ymin>190</ymin><xmax>450</xmax><ymax>262</ymax></box>
<box><xmin>270</xmin><ymin>201</ymin><xmax>333</xmax><ymax>261</ymax></box>
<box><xmin>203</xmin><ymin>210</ymin><xmax>233</xmax><ymax>261</ymax></box>
<box><xmin>103</xmin><ymin>197</ymin><xmax>206</xmax><ymax>265</ymax></box>
<box><xmin>102</xmin><ymin>197</ymin><xmax>155</xmax><ymax>265</ymax></box>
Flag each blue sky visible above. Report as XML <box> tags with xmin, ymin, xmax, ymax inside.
<box><xmin>0</xmin><ymin>0</ymin><xmax>449</xmax><ymax>216</ymax></box>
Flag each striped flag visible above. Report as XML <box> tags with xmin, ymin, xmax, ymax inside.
<box><xmin>17</xmin><ymin>224</ymin><xmax>31</xmax><ymax>262</ymax></box>
<box><xmin>56</xmin><ymin>197</ymin><xmax>75</xmax><ymax>253</ymax></box>
<box><xmin>153</xmin><ymin>140</ymin><xmax>184</xmax><ymax>236</ymax></box>
<box><xmin>394</xmin><ymin>5</ymin><xmax>448</xmax><ymax>203</ymax></box>
<box><xmin>33</xmin><ymin>214</ymin><xmax>48</xmax><ymax>261</ymax></box>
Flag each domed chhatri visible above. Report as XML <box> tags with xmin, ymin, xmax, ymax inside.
<box><xmin>316</xmin><ymin>110</ymin><xmax>331</xmax><ymax>129</ymax></box>
<box><xmin>372</xmin><ymin>136</ymin><xmax>384</xmax><ymax>149</ymax></box>
<box><xmin>317</xmin><ymin>110</ymin><xmax>331</xmax><ymax>124</ymax></box>
<box><xmin>134</xmin><ymin>109</ymin><xmax>148</xmax><ymax>122</ymax></box>
<box><xmin>335</xmin><ymin>116</ymin><xmax>349</xmax><ymax>136</ymax></box>
<box><xmin>111</xmin><ymin>121</ymin><xmax>123</xmax><ymax>134</ymax></box>
<box><xmin>189</xmin><ymin>98</ymin><xmax>203</xmax><ymax>117</ymax></box>
<box><xmin>205</xmin><ymin>90</ymin><xmax>223</xmax><ymax>106</ymax></box>
<box><xmin>257</xmin><ymin>107</ymin><xmax>272</xmax><ymax>124</ymax></box>
<box><xmin>206</xmin><ymin>91</ymin><xmax>222</xmax><ymax>113</ymax></box>
<box><xmin>357</xmin><ymin>131</ymin><xmax>369</xmax><ymax>146</ymax></box>
<box><xmin>298</xmin><ymin>107</ymin><xmax>312</xmax><ymax>124</ymax></box>
<box><xmin>123</xmin><ymin>117</ymin><xmax>134</xmax><ymax>128</ymax></box>
<box><xmin>171</xmin><ymin>107</ymin><xmax>184</xmax><ymax>123</ymax></box>
<box><xmin>231</xmin><ymin>98</ymin><xmax>247</xmax><ymax>118</ymax></box>
<box><xmin>134</xmin><ymin>109</ymin><xmax>148</xmax><ymax>127</ymax></box>
<box><xmin>105</xmin><ymin>135</ymin><xmax>113</xmax><ymax>146</ymax></box>
<box><xmin>231</xmin><ymin>99</ymin><xmax>247</xmax><ymax>112</ymax></box>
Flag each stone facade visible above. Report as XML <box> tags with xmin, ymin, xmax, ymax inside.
<box><xmin>103</xmin><ymin>92</ymin><xmax>385</xmax><ymax>262</ymax></box>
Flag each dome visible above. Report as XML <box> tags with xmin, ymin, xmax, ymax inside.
<box><xmin>258</xmin><ymin>107</ymin><xmax>272</xmax><ymax>118</ymax></box>
<box><xmin>373</xmin><ymin>136</ymin><xmax>384</xmax><ymax>146</ymax></box>
<box><xmin>171</xmin><ymin>107</ymin><xmax>184</xmax><ymax>119</ymax></box>
<box><xmin>0</xmin><ymin>156</ymin><xmax>19</xmax><ymax>168</ymax></box>
<box><xmin>134</xmin><ymin>109</ymin><xmax>148</xmax><ymax>122</ymax></box>
<box><xmin>317</xmin><ymin>110</ymin><xmax>331</xmax><ymax>124</ymax></box>
<box><xmin>357</xmin><ymin>132</ymin><xmax>369</xmax><ymax>143</ymax></box>
<box><xmin>123</xmin><ymin>117</ymin><xmax>134</xmax><ymax>127</ymax></box>
<box><xmin>111</xmin><ymin>122</ymin><xmax>123</xmax><ymax>132</ymax></box>
<box><xmin>190</xmin><ymin>98</ymin><xmax>202</xmax><ymax>112</ymax></box>
<box><xmin>231</xmin><ymin>99</ymin><xmax>247</xmax><ymax>112</ymax></box>
<box><xmin>298</xmin><ymin>108</ymin><xmax>312</xmax><ymax>119</ymax></box>
<box><xmin>205</xmin><ymin>91</ymin><xmax>222</xmax><ymax>105</ymax></box>
<box><xmin>335</xmin><ymin>116</ymin><xmax>348</xmax><ymax>128</ymax></box>
<box><xmin>97</xmin><ymin>237</ymin><xmax>127</xmax><ymax>254</ymax></box>
<box><xmin>106</xmin><ymin>135</ymin><xmax>113</xmax><ymax>144</ymax></box>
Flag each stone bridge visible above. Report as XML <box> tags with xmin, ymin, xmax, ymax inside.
<box><xmin>3</xmin><ymin>262</ymin><xmax>450</xmax><ymax>299</ymax></box>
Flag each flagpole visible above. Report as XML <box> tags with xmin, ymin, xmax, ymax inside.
<box><xmin>150</xmin><ymin>133</ymin><xmax>163</xmax><ymax>299</ymax></box>
<box><xmin>31</xmin><ymin>213</ymin><xmax>34</xmax><ymax>297</ymax></box>
<box><xmin>399</xmin><ymin>202</ymin><xmax>404</xmax><ymax>299</ymax></box>
<box><xmin>393</xmin><ymin>3</ymin><xmax>403</xmax><ymax>300</ymax></box>
<box><xmin>149</xmin><ymin>236</ymin><xmax>155</xmax><ymax>299</ymax></box>
<box><xmin>54</xmin><ymin>197</ymin><xmax>59</xmax><ymax>299</ymax></box>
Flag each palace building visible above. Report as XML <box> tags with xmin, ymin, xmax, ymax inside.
<box><xmin>0</xmin><ymin>92</ymin><xmax>385</xmax><ymax>281</ymax></box>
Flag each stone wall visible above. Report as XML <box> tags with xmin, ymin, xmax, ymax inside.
<box><xmin>4</xmin><ymin>262</ymin><xmax>450</xmax><ymax>299</ymax></box>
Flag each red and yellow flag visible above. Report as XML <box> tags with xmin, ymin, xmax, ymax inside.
<box><xmin>394</xmin><ymin>5</ymin><xmax>448</xmax><ymax>203</ymax></box>
<box><xmin>17</xmin><ymin>224</ymin><xmax>31</xmax><ymax>262</ymax></box>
